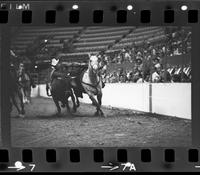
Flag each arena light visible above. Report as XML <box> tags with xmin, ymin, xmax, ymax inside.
<box><xmin>44</xmin><ymin>39</ymin><xmax>48</xmax><ymax>43</ymax></box>
<box><xmin>72</xmin><ymin>4</ymin><xmax>79</xmax><ymax>10</ymax></box>
<box><xmin>127</xmin><ymin>5</ymin><xmax>133</xmax><ymax>11</ymax></box>
<box><xmin>181</xmin><ymin>5</ymin><xmax>188</xmax><ymax>11</ymax></box>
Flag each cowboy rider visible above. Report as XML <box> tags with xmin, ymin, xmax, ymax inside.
<box><xmin>46</xmin><ymin>53</ymin><xmax>60</xmax><ymax>96</ymax></box>
<box><xmin>46</xmin><ymin>53</ymin><xmax>70</xmax><ymax>96</ymax></box>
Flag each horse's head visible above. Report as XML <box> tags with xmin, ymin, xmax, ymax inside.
<box><xmin>88</xmin><ymin>55</ymin><xmax>100</xmax><ymax>73</ymax></box>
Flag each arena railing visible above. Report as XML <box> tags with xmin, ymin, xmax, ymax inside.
<box><xmin>78</xmin><ymin>35</ymin><xmax>122</xmax><ymax>42</ymax></box>
<box><xmin>81</xmin><ymin>30</ymin><xmax>130</xmax><ymax>38</ymax></box>
<box><xmin>85</xmin><ymin>26</ymin><xmax>134</xmax><ymax>33</ymax></box>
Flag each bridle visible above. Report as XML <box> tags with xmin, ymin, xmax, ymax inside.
<box><xmin>81</xmin><ymin>57</ymin><xmax>101</xmax><ymax>90</ymax></box>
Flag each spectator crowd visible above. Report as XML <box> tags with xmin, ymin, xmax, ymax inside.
<box><xmin>13</xmin><ymin>27</ymin><xmax>191</xmax><ymax>84</ymax></box>
<box><xmin>97</xmin><ymin>27</ymin><xmax>192</xmax><ymax>83</ymax></box>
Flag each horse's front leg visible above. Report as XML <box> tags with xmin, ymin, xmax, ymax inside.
<box><xmin>70</xmin><ymin>90</ymin><xmax>77</xmax><ymax>113</ymax></box>
<box><xmin>65</xmin><ymin>98</ymin><xmax>71</xmax><ymax>113</ymax></box>
<box><xmin>89</xmin><ymin>95</ymin><xmax>102</xmax><ymax>116</ymax></box>
<box><xmin>18</xmin><ymin>90</ymin><xmax>25</xmax><ymax>118</ymax></box>
<box><xmin>97</xmin><ymin>92</ymin><xmax>102</xmax><ymax>106</ymax></box>
<box><xmin>72</xmin><ymin>88</ymin><xmax>80</xmax><ymax>108</ymax></box>
<box><xmin>24</xmin><ymin>88</ymin><xmax>29</xmax><ymax>103</ymax></box>
<box><xmin>26</xmin><ymin>87</ymin><xmax>31</xmax><ymax>104</ymax></box>
<box><xmin>21</xmin><ymin>88</ymin><xmax>26</xmax><ymax>104</ymax></box>
<box><xmin>97</xmin><ymin>92</ymin><xmax>104</xmax><ymax>117</ymax></box>
<box><xmin>75</xmin><ymin>95</ymin><xmax>80</xmax><ymax>108</ymax></box>
<box><xmin>53</xmin><ymin>97</ymin><xmax>61</xmax><ymax>116</ymax></box>
<box><xmin>11</xmin><ymin>95</ymin><xmax>21</xmax><ymax>115</ymax></box>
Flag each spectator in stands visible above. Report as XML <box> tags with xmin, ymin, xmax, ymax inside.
<box><xmin>126</xmin><ymin>71</ymin><xmax>134</xmax><ymax>82</ymax></box>
<box><xmin>153</xmin><ymin>57</ymin><xmax>160</xmax><ymax>66</ymax></box>
<box><xmin>152</xmin><ymin>63</ymin><xmax>162</xmax><ymax>83</ymax></box>
<box><xmin>160</xmin><ymin>68</ymin><xmax>172</xmax><ymax>83</ymax></box>
<box><xmin>108</xmin><ymin>71</ymin><xmax>118</xmax><ymax>83</ymax></box>
<box><xmin>136</xmin><ymin>72</ymin><xmax>144</xmax><ymax>83</ymax></box>
<box><xmin>124</xmin><ymin>48</ymin><xmax>132</xmax><ymax>63</ymax></box>
<box><xmin>119</xmin><ymin>74</ymin><xmax>127</xmax><ymax>83</ymax></box>
<box><xmin>132</xmin><ymin>70</ymin><xmax>140</xmax><ymax>83</ymax></box>
<box><xmin>142</xmin><ymin>58</ymin><xmax>151</xmax><ymax>82</ymax></box>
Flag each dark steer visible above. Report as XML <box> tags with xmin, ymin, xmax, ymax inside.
<box><xmin>50</xmin><ymin>75</ymin><xmax>77</xmax><ymax>116</ymax></box>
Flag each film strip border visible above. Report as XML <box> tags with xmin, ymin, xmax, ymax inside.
<box><xmin>0</xmin><ymin>1</ymin><xmax>200</xmax><ymax>25</ymax></box>
<box><xmin>1</xmin><ymin>0</ymin><xmax>200</xmax><ymax>172</ymax></box>
<box><xmin>0</xmin><ymin>148</ymin><xmax>200</xmax><ymax>172</ymax></box>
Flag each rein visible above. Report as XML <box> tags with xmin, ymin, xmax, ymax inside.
<box><xmin>81</xmin><ymin>80</ymin><xmax>100</xmax><ymax>89</ymax></box>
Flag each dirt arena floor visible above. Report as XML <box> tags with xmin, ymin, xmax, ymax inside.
<box><xmin>11</xmin><ymin>97</ymin><xmax>191</xmax><ymax>147</ymax></box>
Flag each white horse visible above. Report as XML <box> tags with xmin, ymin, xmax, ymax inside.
<box><xmin>80</xmin><ymin>55</ymin><xmax>104</xmax><ymax>117</ymax></box>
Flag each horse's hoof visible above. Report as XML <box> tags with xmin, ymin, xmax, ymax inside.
<box><xmin>99</xmin><ymin>111</ymin><xmax>105</xmax><ymax>117</ymax></box>
<box><xmin>94</xmin><ymin>111</ymin><xmax>99</xmax><ymax>116</ymax></box>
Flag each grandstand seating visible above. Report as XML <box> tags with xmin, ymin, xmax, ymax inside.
<box><xmin>112</xmin><ymin>27</ymin><xmax>165</xmax><ymax>49</ymax></box>
<box><xmin>11</xmin><ymin>27</ymin><xmax>83</xmax><ymax>54</ymax></box>
<box><xmin>11</xmin><ymin>26</ymin><xmax>165</xmax><ymax>60</ymax></box>
<box><xmin>10</xmin><ymin>27</ymin><xmax>191</xmax><ymax>84</ymax></box>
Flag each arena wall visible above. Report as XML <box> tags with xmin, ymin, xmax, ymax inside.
<box><xmin>34</xmin><ymin>83</ymin><xmax>191</xmax><ymax>120</ymax></box>
<box><xmin>30</xmin><ymin>85</ymin><xmax>39</xmax><ymax>98</ymax></box>
<box><xmin>151</xmin><ymin>83</ymin><xmax>191</xmax><ymax>119</ymax></box>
